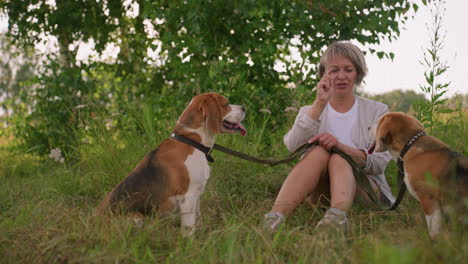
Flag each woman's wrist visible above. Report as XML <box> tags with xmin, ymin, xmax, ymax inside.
<box><xmin>312</xmin><ymin>99</ymin><xmax>327</xmax><ymax>109</ymax></box>
<box><xmin>307</xmin><ymin>100</ymin><xmax>327</xmax><ymax>120</ymax></box>
<box><xmin>340</xmin><ymin>143</ymin><xmax>367</xmax><ymax>165</ymax></box>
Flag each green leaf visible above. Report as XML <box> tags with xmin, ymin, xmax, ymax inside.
<box><xmin>377</xmin><ymin>51</ymin><xmax>384</xmax><ymax>59</ymax></box>
<box><xmin>438</xmin><ymin>108</ymin><xmax>455</xmax><ymax>113</ymax></box>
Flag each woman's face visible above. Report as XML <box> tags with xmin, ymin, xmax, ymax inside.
<box><xmin>326</xmin><ymin>55</ymin><xmax>357</xmax><ymax>97</ymax></box>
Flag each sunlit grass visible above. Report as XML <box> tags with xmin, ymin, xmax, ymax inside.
<box><xmin>0</xmin><ymin>108</ymin><xmax>466</xmax><ymax>263</ymax></box>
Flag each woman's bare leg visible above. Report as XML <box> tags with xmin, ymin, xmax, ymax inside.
<box><xmin>303</xmin><ymin>170</ymin><xmax>331</xmax><ymax>208</ymax></box>
<box><xmin>328</xmin><ymin>154</ymin><xmax>356</xmax><ymax>211</ymax></box>
<box><xmin>271</xmin><ymin>146</ymin><xmax>330</xmax><ymax>216</ymax></box>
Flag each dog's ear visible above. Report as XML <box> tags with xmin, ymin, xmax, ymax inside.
<box><xmin>380</xmin><ymin>130</ymin><xmax>393</xmax><ymax>146</ymax></box>
<box><xmin>379</xmin><ymin>117</ymin><xmax>394</xmax><ymax>146</ymax></box>
<box><xmin>374</xmin><ymin>116</ymin><xmax>393</xmax><ymax>151</ymax></box>
<box><xmin>200</xmin><ymin>99</ymin><xmax>222</xmax><ymax>134</ymax></box>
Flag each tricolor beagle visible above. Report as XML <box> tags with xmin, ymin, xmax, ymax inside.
<box><xmin>369</xmin><ymin>112</ymin><xmax>467</xmax><ymax>238</ymax></box>
<box><xmin>98</xmin><ymin>93</ymin><xmax>246</xmax><ymax>235</ymax></box>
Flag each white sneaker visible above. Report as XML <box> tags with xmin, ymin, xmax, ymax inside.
<box><xmin>316</xmin><ymin>208</ymin><xmax>348</xmax><ymax>233</ymax></box>
<box><xmin>263</xmin><ymin>212</ymin><xmax>285</xmax><ymax>232</ymax></box>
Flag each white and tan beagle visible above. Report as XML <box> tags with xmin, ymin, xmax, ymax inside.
<box><xmin>369</xmin><ymin>112</ymin><xmax>467</xmax><ymax>238</ymax></box>
<box><xmin>98</xmin><ymin>93</ymin><xmax>246</xmax><ymax>235</ymax></box>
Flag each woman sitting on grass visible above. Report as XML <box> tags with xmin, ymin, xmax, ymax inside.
<box><xmin>263</xmin><ymin>41</ymin><xmax>395</xmax><ymax>232</ymax></box>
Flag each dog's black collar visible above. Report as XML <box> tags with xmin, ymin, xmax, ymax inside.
<box><xmin>387</xmin><ymin>130</ymin><xmax>426</xmax><ymax>210</ymax></box>
<box><xmin>170</xmin><ymin>133</ymin><xmax>214</xmax><ymax>163</ymax></box>
<box><xmin>397</xmin><ymin>130</ymin><xmax>426</xmax><ymax>173</ymax></box>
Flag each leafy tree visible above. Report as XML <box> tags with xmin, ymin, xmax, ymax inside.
<box><xmin>0</xmin><ymin>34</ymin><xmax>34</xmax><ymax>127</ymax></box>
<box><xmin>0</xmin><ymin>0</ymin><xmax>424</xmax><ymax>154</ymax></box>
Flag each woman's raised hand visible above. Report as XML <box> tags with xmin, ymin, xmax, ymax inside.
<box><xmin>315</xmin><ymin>70</ymin><xmax>335</xmax><ymax>106</ymax></box>
<box><xmin>307</xmin><ymin>69</ymin><xmax>336</xmax><ymax>120</ymax></box>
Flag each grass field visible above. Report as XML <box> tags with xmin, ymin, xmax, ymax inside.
<box><xmin>0</xmin><ymin>110</ymin><xmax>467</xmax><ymax>263</ymax></box>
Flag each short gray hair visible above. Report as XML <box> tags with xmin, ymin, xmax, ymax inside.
<box><xmin>318</xmin><ymin>41</ymin><xmax>368</xmax><ymax>86</ymax></box>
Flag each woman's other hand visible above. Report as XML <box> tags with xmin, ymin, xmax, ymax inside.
<box><xmin>308</xmin><ymin>132</ymin><xmax>342</xmax><ymax>151</ymax></box>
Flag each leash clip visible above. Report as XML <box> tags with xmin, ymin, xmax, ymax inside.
<box><xmin>206</xmin><ymin>148</ymin><xmax>215</xmax><ymax>162</ymax></box>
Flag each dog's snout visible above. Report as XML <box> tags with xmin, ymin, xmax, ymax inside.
<box><xmin>241</xmin><ymin>106</ymin><xmax>246</xmax><ymax>112</ymax></box>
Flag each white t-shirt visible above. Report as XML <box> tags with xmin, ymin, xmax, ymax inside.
<box><xmin>325</xmin><ymin>98</ymin><xmax>359</xmax><ymax>148</ymax></box>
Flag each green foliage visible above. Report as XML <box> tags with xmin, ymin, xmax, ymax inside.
<box><xmin>364</xmin><ymin>89</ymin><xmax>428</xmax><ymax>112</ymax></box>
<box><xmin>413</xmin><ymin>0</ymin><xmax>455</xmax><ymax>133</ymax></box>
<box><xmin>0</xmin><ymin>34</ymin><xmax>35</xmax><ymax>129</ymax></box>
<box><xmin>0</xmin><ymin>0</ymin><xmax>420</xmax><ymax>155</ymax></box>
<box><xmin>0</xmin><ymin>103</ymin><xmax>466</xmax><ymax>263</ymax></box>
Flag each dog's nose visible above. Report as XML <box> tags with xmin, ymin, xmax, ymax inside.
<box><xmin>241</xmin><ymin>106</ymin><xmax>246</xmax><ymax>112</ymax></box>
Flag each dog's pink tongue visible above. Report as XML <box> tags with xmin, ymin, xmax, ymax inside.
<box><xmin>238</xmin><ymin>123</ymin><xmax>247</xmax><ymax>136</ymax></box>
<box><xmin>368</xmin><ymin>142</ymin><xmax>376</xmax><ymax>154</ymax></box>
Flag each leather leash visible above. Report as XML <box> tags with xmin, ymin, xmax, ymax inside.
<box><xmin>212</xmin><ymin>141</ymin><xmax>318</xmax><ymax>167</ymax></box>
<box><xmin>170</xmin><ymin>133</ymin><xmax>318</xmax><ymax>166</ymax></box>
<box><xmin>214</xmin><ymin>141</ymin><xmax>393</xmax><ymax>210</ymax></box>
<box><xmin>170</xmin><ymin>131</ymin><xmax>426</xmax><ymax>210</ymax></box>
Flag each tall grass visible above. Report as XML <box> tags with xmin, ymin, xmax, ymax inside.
<box><xmin>0</xmin><ymin>102</ymin><xmax>466</xmax><ymax>263</ymax></box>
<box><xmin>413</xmin><ymin>0</ymin><xmax>457</xmax><ymax>135</ymax></box>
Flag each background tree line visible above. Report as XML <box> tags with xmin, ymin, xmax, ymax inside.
<box><xmin>362</xmin><ymin>89</ymin><xmax>468</xmax><ymax>113</ymax></box>
<box><xmin>1</xmin><ymin>0</ymin><xmax>426</xmax><ymax>155</ymax></box>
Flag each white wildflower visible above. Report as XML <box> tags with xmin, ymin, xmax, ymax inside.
<box><xmin>285</xmin><ymin>82</ymin><xmax>296</xmax><ymax>89</ymax></box>
<box><xmin>260</xmin><ymin>108</ymin><xmax>271</xmax><ymax>114</ymax></box>
<box><xmin>284</xmin><ymin>107</ymin><xmax>298</xmax><ymax>113</ymax></box>
<box><xmin>75</xmin><ymin>104</ymin><xmax>87</xmax><ymax>109</ymax></box>
<box><xmin>178</xmin><ymin>26</ymin><xmax>187</xmax><ymax>35</ymax></box>
<box><xmin>106</xmin><ymin>121</ymin><xmax>115</xmax><ymax>130</ymax></box>
<box><xmin>49</xmin><ymin>148</ymin><xmax>65</xmax><ymax>163</ymax></box>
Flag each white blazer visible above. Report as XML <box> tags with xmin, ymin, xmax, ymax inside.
<box><xmin>284</xmin><ymin>95</ymin><xmax>395</xmax><ymax>203</ymax></box>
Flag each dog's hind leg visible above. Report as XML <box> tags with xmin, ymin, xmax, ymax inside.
<box><xmin>425</xmin><ymin>206</ymin><xmax>442</xmax><ymax>238</ymax></box>
<box><xmin>421</xmin><ymin>197</ymin><xmax>442</xmax><ymax>238</ymax></box>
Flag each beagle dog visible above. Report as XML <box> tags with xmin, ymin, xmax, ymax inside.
<box><xmin>98</xmin><ymin>93</ymin><xmax>246</xmax><ymax>235</ymax></box>
<box><xmin>368</xmin><ymin>112</ymin><xmax>467</xmax><ymax>238</ymax></box>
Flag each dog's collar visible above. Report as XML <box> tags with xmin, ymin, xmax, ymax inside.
<box><xmin>170</xmin><ymin>133</ymin><xmax>214</xmax><ymax>163</ymax></box>
<box><xmin>397</xmin><ymin>130</ymin><xmax>426</xmax><ymax>172</ymax></box>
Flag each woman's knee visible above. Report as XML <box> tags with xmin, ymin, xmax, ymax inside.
<box><xmin>328</xmin><ymin>154</ymin><xmax>353</xmax><ymax>174</ymax></box>
<box><xmin>328</xmin><ymin>153</ymin><xmax>351</xmax><ymax>168</ymax></box>
<box><xmin>291</xmin><ymin>145</ymin><xmax>330</xmax><ymax>176</ymax></box>
<box><xmin>302</xmin><ymin>145</ymin><xmax>330</xmax><ymax>161</ymax></box>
